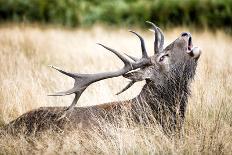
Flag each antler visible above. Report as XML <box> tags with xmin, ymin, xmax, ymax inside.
<box><xmin>49</xmin><ymin>39</ymin><xmax>151</xmax><ymax>111</ymax></box>
<box><xmin>115</xmin><ymin>30</ymin><xmax>149</xmax><ymax>95</ymax></box>
<box><xmin>157</xmin><ymin>27</ymin><xmax>164</xmax><ymax>52</ymax></box>
<box><xmin>116</xmin><ymin>22</ymin><xmax>165</xmax><ymax>95</ymax></box>
<box><xmin>49</xmin><ymin>22</ymin><xmax>164</xmax><ymax>110</ymax></box>
<box><xmin>146</xmin><ymin>21</ymin><xmax>164</xmax><ymax>54</ymax></box>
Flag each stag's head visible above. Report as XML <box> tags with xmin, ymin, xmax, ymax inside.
<box><xmin>49</xmin><ymin>21</ymin><xmax>201</xmax><ymax>110</ymax></box>
<box><xmin>122</xmin><ymin>22</ymin><xmax>201</xmax><ymax>91</ymax></box>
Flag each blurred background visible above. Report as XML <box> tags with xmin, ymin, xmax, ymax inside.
<box><xmin>0</xmin><ymin>0</ymin><xmax>231</xmax><ymax>33</ymax></box>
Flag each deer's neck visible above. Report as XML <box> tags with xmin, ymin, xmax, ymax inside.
<box><xmin>132</xmin><ymin>77</ymin><xmax>191</xmax><ymax>119</ymax></box>
<box><xmin>131</xmin><ymin>62</ymin><xmax>197</xmax><ymax>120</ymax></box>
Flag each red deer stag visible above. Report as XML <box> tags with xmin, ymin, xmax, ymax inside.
<box><xmin>2</xmin><ymin>22</ymin><xmax>201</xmax><ymax>135</ymax></box>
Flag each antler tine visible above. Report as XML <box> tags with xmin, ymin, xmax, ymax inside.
<box><xmin>50</xmin><ymin>92</ymin><xmax>82</xmax><ymax>111</ymax></box>
<box><xmin>124</xmin><ymin>53</ymin><xmax>139</xmax><ymax>62</ymax></box>
<box><xmin>97</xmin><ymin>43</ymin><xmax>132</xmax><ymax>65</ymax></box>
<box><xmin>115</xmin><ymin>80</ymin><xmax>135</xmax><ymax>95</ymax></box>
<box><xmin>146</xmin><ymin>21</ymin><xmax>160</xmax><ymax>54</ymax></box>
<box><xmin>157</xmin><ymin>27</ymin><xmax>164</xmax><ymax>52</ymax></box>
<box><xmin>129</xmin><ymin>30</ymin><xmax>148</xmax><ymax>58</ymax></box>
<box><xmin>49</xmin><ymin>65</ymin><xmax>78</xmax><ymax>78</ymax></box>
<box><xmin>66</xmin><ymin>93</ymin><xmax>81</xmax><ymax>111</ymax></box>
<box><xmin>48</xmin><ymin>88</ymin><xmax>77</xmax><ymax>96</ymax></box>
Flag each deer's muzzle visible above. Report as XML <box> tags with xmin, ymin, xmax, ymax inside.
<box><xmin>181</xmin><ymin>32</ymin><xmax>201</xmax><ymax>60</ymax></box>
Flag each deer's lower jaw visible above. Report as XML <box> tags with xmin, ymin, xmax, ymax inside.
<box><xmin>185</xmin><ymin>36</ymin><xmax>201</xmax><ymax>59</ymax></box>
<box><xmin>188</xmin><ymin>47</ymin><xmax>202</xmax><ymax>59</ymax></box>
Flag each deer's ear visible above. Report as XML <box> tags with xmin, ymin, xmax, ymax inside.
<box><xmin>123</xmin><ymin>70</ymin><xmax>145</xmax><ymax>81</ymax></box>
<box><xmin>123</xmin><ymin>67</ymin><xmax>154</xmax><ymax>82</ymax></box>
<box><xmin>116</xmin><ymin>68</ymin><xmax>154</xmax><ymax>95</ymax></box>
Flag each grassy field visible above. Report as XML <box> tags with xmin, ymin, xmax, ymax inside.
<box><xmin>0</xmin><ymin>25</ymin><xmax>231</xmax><ymax>154</ymax></box>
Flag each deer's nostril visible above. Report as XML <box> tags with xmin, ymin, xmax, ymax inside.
<box><xmin>181</xmin><ymin>32</ymin><xmax>188</xmax><ymax>37</ymax></box>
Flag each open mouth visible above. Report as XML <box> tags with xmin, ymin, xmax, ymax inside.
<box><xmin>181</xmin><ymin>32</ymin><xmax>193</xmax><ymax>52</ymax></box>
<box><xmin>188</xmin><ymin>36</ymin><xmax>193</xmax><ymax>51</ymax></box>
<box><xmin>187</xmin><ymin>36</ymin><xmax>201</xmax><ymax>59</ymax></box>
<box><xmin>181</xmin><ymin>32</ymin><xmax>201</xmax><ymax>59</ymax></box>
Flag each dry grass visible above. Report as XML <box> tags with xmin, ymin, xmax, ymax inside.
<box><xmin>0</xmin><ymin>25</ymin><xmax>231</xmax><ymax>154</ymax></box>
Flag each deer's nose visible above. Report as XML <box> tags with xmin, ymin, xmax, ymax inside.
<box><xmin>181</xmin><ymin>32</ymin><xmax>191</xmax><ymax>37</ymax></box>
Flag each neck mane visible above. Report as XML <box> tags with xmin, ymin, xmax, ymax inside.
<box><xmin>130</xmin><ymin>61</ymin><xmax>197</xmax><ymax>131</ymax></box>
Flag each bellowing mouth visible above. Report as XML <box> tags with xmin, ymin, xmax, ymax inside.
<box><xmin>181</xmin><ymin>32</ymin><xmax>193</xmax><ymax>51</ymax></box>
<box><xmin>181</xmin><ymin>32</ymin><xmax>201</xmax><ymax>59</ymax></box>
<box><xmin>187</xmin><ymin>36</ymin><xmax>201</xmax><ymax>59</ymax></box>
<box><xmin>188</xmin><ymin>36</ymin><xmax>193</xmax><ymax>51</ymax></box>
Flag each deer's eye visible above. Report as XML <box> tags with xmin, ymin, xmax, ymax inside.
<box><xmin>159</xmin><ymin>54</ymin><xmax>169</xmax><ymax>62</ymax></box>
<box><xmin>159</xmin><ymin>56</ymin><xmax>165</xmax><ymax>62</ymax></box>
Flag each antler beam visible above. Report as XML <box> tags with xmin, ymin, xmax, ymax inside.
<box><xmin>49</xmin><ymin>21</ymin><xmax>164</xmax><ymax>111</ymax></box>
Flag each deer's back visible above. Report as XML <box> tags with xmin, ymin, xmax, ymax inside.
<box><xmin>3</xmin><ymin>101</ymin><xmax>132</xmax><ymax>135</ymax></box>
